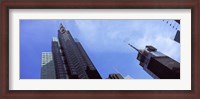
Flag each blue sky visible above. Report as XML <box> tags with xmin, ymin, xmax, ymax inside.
<box><xmin>20</xmin><ymin>20</ymin><xmax>180</xmax><ymax>79</ymax></box>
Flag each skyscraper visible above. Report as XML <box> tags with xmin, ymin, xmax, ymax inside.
<box><xmin>52</xmin><ymin>37</ymin><xmax>67</xmax><ymax>79</ymax></box>
<box><xmin>128</xmin><ymin>44</ymin><xmax>180</xmax><ymax>79</ymax></box>
<box><xmin>162</xmin><ymin>20</ymin><xmax>180</xmax><ymax>43</ymax></box>
<box><xmin>174</xmin><ymin>30</ymin><xmax>180</xmax><ymax>43</ymax></box>
<box><xmin>41</xmin><ymin>52</ymin><xmax>56</xmax><ymax>79</ymax></box>
<box><xmin>173</xmin><ymin>20</ymin><xmax>180</xmax><ymax>43</ymax></box>
<box><xmin>51</xmin><ymin>24</ymin><xmax>102</xmax><ymax>79</ymax></box>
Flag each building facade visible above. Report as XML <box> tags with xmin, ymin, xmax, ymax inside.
<box><xmin>41</xmin><ymin>52</ymin><xmax>56</xmax><ymax>79</ymax></box>
<box><xmin>52</xmin><ymin>37</ymin><xmax>67</xmax><ymax>79</ymax></box>
<box><xmin>51</xmin><ymin>24</ymin><xmax>102</xmax><ymax>79</ymax></box>
<box><xmin>107</xmin><ymin>73</ymin><xmax>124</xmax><ymax>79</ymax></box>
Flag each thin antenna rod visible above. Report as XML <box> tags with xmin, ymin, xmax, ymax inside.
<box><xmin>128</xmin><ymin>43</ymin><xmax>139</xmax><ymax>52</ymax></box>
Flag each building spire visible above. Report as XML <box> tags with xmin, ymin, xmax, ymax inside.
<box><xmin>60</xmin><ymin>23</ymin><xmax>64</xmax><ymax>28</ymax></box>
<box><xmin>128</xmin><ymin>43</ymin><xmax>139</xmax><ymax>52</ymax></box>
<box><xmin>60</xmin><ymin>23</ymin><xmax>68</xmax><ymax>31</ymax></box>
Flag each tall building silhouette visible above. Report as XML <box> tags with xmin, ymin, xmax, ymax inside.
<box><xmin>128</xmin><ymin>44</ymin><xmax>180</xmax><ymax>79</ymax></box>
<box><xmin>51</xmin><ymin>24</ymin><xmax>102</xmax><ymax>79</ymax></box>
<box><xmin>41</xmin><ymin>52</ymin><xmax>56</xmax><ymax>79</ymax></box>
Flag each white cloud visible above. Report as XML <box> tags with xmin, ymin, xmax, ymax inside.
<box><xmin>74</xmin><ymin>20</ymin><xmax>180</xmax><ymax>61</ymax></box>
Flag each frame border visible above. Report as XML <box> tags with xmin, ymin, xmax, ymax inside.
<box><xmin>0</xmin><ymin>0</ymin><xmax>199</xmax><ymax>99</ymax></box>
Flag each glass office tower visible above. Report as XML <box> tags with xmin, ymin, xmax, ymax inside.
<box><xmin>41</xmin><ymin>52</ymin><xmax>56</xmax><ymax>79</ymax></box>
<box><xmin>52</xmin><ymin>24</ymin><xmax>102</xmax><ymax>79</ymax></box>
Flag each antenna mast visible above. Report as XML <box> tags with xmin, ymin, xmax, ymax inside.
<box><xmin>128</xmin><ymin>43</ymin><xmax>139</xmax><ymax>52</ymax></box>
